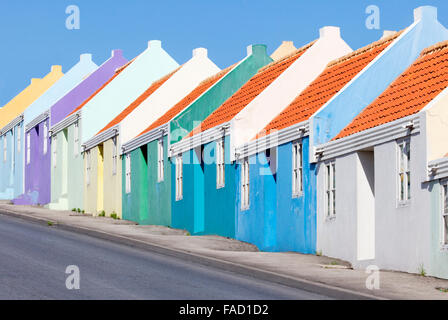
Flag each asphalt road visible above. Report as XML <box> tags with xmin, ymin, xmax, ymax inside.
<box><xmin>0</xmin><ymin>213</ymin><xmax>334</xmax><ymax>300</ymax></box>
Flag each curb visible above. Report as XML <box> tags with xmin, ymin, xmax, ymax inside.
<box><xmin>0</xmin><ymin>207</ymin><xmax>385</xmax><ymax>300</ymax></box>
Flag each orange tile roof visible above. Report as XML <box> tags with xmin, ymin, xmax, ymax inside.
<box><xmin>187</xmin><ymin>41</ymin><xmax>316</xmax><ymax>138</ymax></box>
<box><xmin>335</xmin><ymin>40</ymin><xmax>448</xmax><ymax>140</ymax></box>
<box><xmin>97</xmin><ymin>67</ymin><xmax>180</xmax><ymax>134</ymax></box>
<box><xmin>67</xmin><ymin>59</ymin><xmax>135</xmax><ymax>117</ymax></box>
<box><xmin>258</xmin><ymin>32</ymin><xmax>402</xmax><ymax>138</ymax></box>
<box><xmin>137</xmin><ymin>66</ymin><xmax>234</xmax><ymax>136</ymax></box>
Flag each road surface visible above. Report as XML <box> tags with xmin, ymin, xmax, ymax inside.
<box><xmin>0</xmin><ymin>213</ymin><xmax>335</xmax><ymax>300</ymax></box>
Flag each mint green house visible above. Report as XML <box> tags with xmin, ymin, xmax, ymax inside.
<box><xmin>121</xmin><ymin>44</ymin><xmax>272</xmax><ymax>227</ymax></box>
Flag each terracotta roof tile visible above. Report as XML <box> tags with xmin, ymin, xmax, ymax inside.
<box><xmin>67</xmin><ymin>58</ymin><xmax>135</xmax><ymax>117</ymax></box>
<box><xmin>97</xmin><ymin>67</ymin><xmax>180</xmax><ymax>134</ymax></box>
<box><xmin>258</xmin><ymin>31</ymin><xmax>402</xmax><ymax>138</ymax></box>
<box><xmin>137</xmin><ymin>66</ymin><xmax>234</xmax><ymax>136</ymax></box>
<box><xmin>334</xmin><ymin>40</ymin><xmax>448</xmax><ymax>140</ymax></box>
<box><xmin>187</xmin><ymin>41</ymin><xmax>316</xmax><ymax>138</ymax></box>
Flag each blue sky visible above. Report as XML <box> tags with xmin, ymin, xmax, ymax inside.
<box><xmin>0</xmin><ymin>0</ymin><xmax>446</xmax><ymax>106</ymax></box>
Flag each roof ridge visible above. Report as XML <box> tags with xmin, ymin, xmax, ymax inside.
<box><xmin>257</xmin><ymin>40</ymin><xmax>317</xmax><ymax>73</ymax></box>
<box><xmin>327</xmin><ymin>30</ymin><xmax>403</xmax><ymax>68</ymax></box>
<box><xmin>420</xmin><ymin>40</ymin><xmax>448</xmax><ymax>57</ymax></box>
<box><xmin>197</xmin><ymin>64</ymin><xmax>235</xmax><ymax>86</ymax></box>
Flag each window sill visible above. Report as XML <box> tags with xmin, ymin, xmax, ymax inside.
<box><xmin>241</xmin><ymin>205</ymin><xmax>250</xmax><ymax>212</ymax></box>
<box><xmin>176</xmin><ymin>197</ymin><xmax>183</xmax><ymax>202</ymax></box>
<box><xmin>440</xmin><ymin>245</ymin><xmax>448</xmax><ymax>252</ymax></box>
<box><xmin>217</xmin><ymin>184</ymin><xmax>225</xmax><ymax>190</ymax></box>
<box><xmin>325</xmin><ymin>215</ymin><xmax>336</xmax><ymax>222</ymax></box>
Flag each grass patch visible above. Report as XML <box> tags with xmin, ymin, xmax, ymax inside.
<box><xmin>98</xmin><ymin>210</ymin><xmax>106</xmax><ymax>217</ymax></box>
<box><xmin>436</xmin><ymin>287</ymin><xmax>448</xmax><ymax>293</ymax></box>
<box><xmin>418</xmin><ymin>264</ymin><xmax>427</xmax><ymax>277</ymax></box>
<box><xmin>47</xmin><ymin>221</ymin><xmax>54</xmax><ymax>226</ymax></box>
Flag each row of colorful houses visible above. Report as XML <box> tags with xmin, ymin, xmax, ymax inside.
<box><xmin>1</xmin><ymin>5</ymin><xmax>448</xmax><ymax>279</ymax></box>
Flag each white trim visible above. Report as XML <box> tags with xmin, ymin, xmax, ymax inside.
<box><xmin>50</xmin><ymin>111</ymin><xmax>81</xmax><ymax>137</ymax></box>
<box><xmin>216</xmin><ymin>137</ymin><xmax>225</xmax><ymax>189</ymax></box>
<box><xmin>315</xmin><ymin>114</ymin><xmax>421</xmax><ymax>161</ymax></box>
<box><xmin>396</xmin><ymin>137</ymin><xmax>411</xmax><ymax>206</ymax></box>
<box><xmin>235</xmin><ymin>120</ymin><xmax>309</xmax><ymax>161</ymax></box>
<box><xmin>170</xmin><ymin>122</ymin><xmax>230</xmax><ymax>157</ymax></box>
<box><xmin>157</xmin><ymin>138</ymin><xmax>164</xmax><ymax>182</ymax></box>
<box><xmin>25</xmin><ymin>111</ymin><xmax>49</xmax><ymax>132</ymax></box>
<box><xmin>83</xmin><ymin>125</ymin><xmax>120</xmax><ymax>152</ymax></box>
<box><xmin>292</xmin><ymin>140</ymin><xmax>303</xmax><ymax>197</ymax></box>
<box><xmin>121</xmin><ymin>123</ymin><xmax>168</xmax><ymax>154</ymax></box>
<box><xmin>175</xmin><ymin>155</ymin><xmax>183</xmax><ymax>201</ymax></box>
<box><xmin>240</xmin><ymin>157</ymin><xmax>250</xmax><ymax>211</ymax></box>
<box><xmin>0</xmin><ymin>114</ymin><xmax>24</xmax><ymax>137</ymax></box>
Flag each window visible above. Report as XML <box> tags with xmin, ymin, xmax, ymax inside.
<box><xmin>325</xmin><ymin>161</ymin><xmax>336</xmax><ymax>218</ymax></box>
<box><xmin>52</xmin><ymin>135</ymin><xmax>57</xmax><ymax>168</ymax></box>
<box><xmin>26</xmin><ymin>132</ymin><xmax>30</xmax><ymax>164</ymax></box>
<box><xmin>74</xmin><ymin>121</ymin><xmax>79</xmax><ymax>156</ymax></box>
<box><xmin>398</xmin><ymin>138</ymin><xmax>411</xmax><ymax>203</ymax></box>
<box><xmin>17</xmin><ymin>127</ymin><xmax>21</xmax><ymax>154</ymax></box>
<box><xmin>216</xmin><ymin>138</ymin><xmax>225</xmax><ymax>188</ymax></box>
<box><xmin>3</xmin><ymin>135</ymin><xmax>6</xmax><ymax>162</ymax></box>
<box><xmin>241</xmin><ymin>158</ymin><xmax>250</xmax><ymax>210</ymax></box>
<box><xmin>86</xmin><ymin>150</ymin><xmax>92</xmax><ymax>186</ymax></box>
<box><xmin>442</xmin><ymin>183</ymin><xmax>448</xmax><ymax>247</ymax></box>
<box><xmin>292</xmin><ymin>141</ymin><xmax>303</xmax><ymax>196</ymax></box>
<box><xmin>43</xmin><ymin>121</ymin><xmax>48</xmax><ymax>154</ymax></box>
<box><xmin>112</xmin><ymin>136</ymin><xmax>118</xmax><ymax>175</ymax></box>
<box><xmin>175</xmin><ymin>155</ymin><xmax>183</xmax><ymax>200</ymax></box>
<box><xmin>125</xmin><ymin>153</ymin><xmax>131</xmax><ymax>193</ymax></box>
<box><xmin>157</xmin><ymin>138</ymin><xmax>164</xmax><ymax>182</ymax></box>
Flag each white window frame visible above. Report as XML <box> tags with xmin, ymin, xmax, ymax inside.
<box><xmin>43</xmin><ymin>121</ymin><xmax>48</xmax><ymax>155</ymax></box>
<box><xmin>397</xmin><ymin>138</ymin><xmax>411</xmax><ymax>206</ymax></box>
<box><xmin>216</xmin><ymin>138</ymin><xmax>225</xmax><ymax>189</ymax></box>
<box><xmin>74</xmin><ymin>121</ymin><xmax>79</xmax><ymax>156</ymax></box>
<box><xmin>3</xmin><ymin>135</ymin><xmax>6</xmax><ymax>162</ymax></box>
<box><xmin>125</xmin><ymin>153</ymin><xmax>131</xmax><ymax>193</ymax></box>
<box><xmin>241</xmin><ymin>158</ymin><xmax>250</xmax><ymax>210</ymax></box>
<box><xmin>441</xmin><ymin>181</ymin><xmax>448</xmax><ymax>249</ymax></box>
<box><xmin>157</xmin><ymin>138</ymin><xmax>164</xmax><ymax>182</ymax></box>
<box><xmin>52</xmin><ymin>135</ymin><xmax>57</xmax><ymax>168</ymax></box>
<box><xmin>112</xmin><ymin>136</ymin><xmax>118</xmax><ymax>176</ymax></box>
<box><xmin>26</xmin><ymin>132</ymin><xmax>31</xmax><ymax>165</ymax></box>
<box><xmin>325</xmin><ymin>161</ymin><xmax>336</xmax><ymax>219</ymax></box>
<box><xmin>292</xmin><ymin>141</ymin><xmax>303</xmax><ymax>197</ymax></box>
<box><xmin>86</xmin><ymin>150</ymin><xmax>91</xmax><ymax>186</ymax></box>
<box><xmin>175</xmin><ymin>155</ymin><xmax>183</xmax><ymax>201</ymax></box>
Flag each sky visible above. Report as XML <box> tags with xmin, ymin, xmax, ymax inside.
<box><xmin>0</xmin><ymin>0</ymin><xmax>447</xmax><ymax>106</ymax></box>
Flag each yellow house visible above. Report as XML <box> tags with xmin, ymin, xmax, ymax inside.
<box><xmin>0</xmin><ymin>66</ymin><xmax>63</xmax><ymax>128</ymax></box>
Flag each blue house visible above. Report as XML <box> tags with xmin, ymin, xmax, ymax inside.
<box><xmin>232</xmin><ymin>5</ymin><xmax>448</xmax><ymax>253</ymax></box>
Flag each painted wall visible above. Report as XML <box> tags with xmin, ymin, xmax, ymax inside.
<box><xmin>203</xmin><ymin>136</ymin><xmax>237</xmax><ymax>238</ymax></box>
<box><xmin>311</xmin><ymin>6</ymin><xmax>448</xmax><ymax>150</ymax></box>
<box><xmin>235</xmin><ymin>137</ymin><xmax>316</xmax><ymax>253</ymax></box>
<box><xmin>122</xmin><ymin>145</ymin><xmax>149</xmax><ymax>223</ymax></box>
<box><xmin>84</xmin><ymin>145</ymin><xmax>100</xmax><ymax>214</ymax></box>
<box><xmin>81</xmin><ymin>40</ymin><xmax>179</xmax><ymax>143</ymax></box>
<box><xmin>316</xmin><ymin>127</ymin><xmax>433</xmax><ymax>274</ymax></box>
<box><xmin>425</xmin><ymin>88</ymin><xmax>448</xmax><ymax>161</ymax></box>
<box><xmin>17</xmin><ymin>118</ymin><xmax>52</xmax><ymax>205</ymax></box>
<box><xmin>428</xmin><ymin>181</ymin><xmax>448</xmax><ymax>279</ymax></box>
<box><xmin>102</xmin><ymin>138</ymin><xmax>122</xmax><ymax>218</ymax></box>
<box><xmin>0</xmin><ymin>66</ymin><xmax>63</xmax><ymax>129</ymax></box>
<box><xmin>169</xmin><ymin>44</ymin><xmax>273</xmax><ymax>144</ymax></box>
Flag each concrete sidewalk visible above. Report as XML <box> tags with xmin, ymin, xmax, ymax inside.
<box><xmin>0</xmin><ymin>201</ymin><xmax>447</xmax><ymax>300</ymax></box>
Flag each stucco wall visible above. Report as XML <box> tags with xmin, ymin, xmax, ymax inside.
<box><xmin>425</xmin><ymin>88</ymin><xmax>448</xmax><ymax>161</ymax></box>
<box><xmin>428</xmin><ymin>181</ymin><xmax>448</xmax><ymax>279</ymax></box>
<box><xmin>123</xmin><ymin>145</ymin><xmax>149</xmax><ymax>223</ymax></box>
<box><xmin>102</xmin><ymin>138</ymin><xmax>122</xmax><ymax>218</ymax></box>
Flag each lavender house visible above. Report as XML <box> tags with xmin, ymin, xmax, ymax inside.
<box><xmin>49</xmin><ymin>50</ymin><xmax>128</xmax><ymax>210</ymax></box>
<box><xmin>14</xmin><ymin>52</ymin><xmax>122</xmax><ymax>205</ymax></box>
